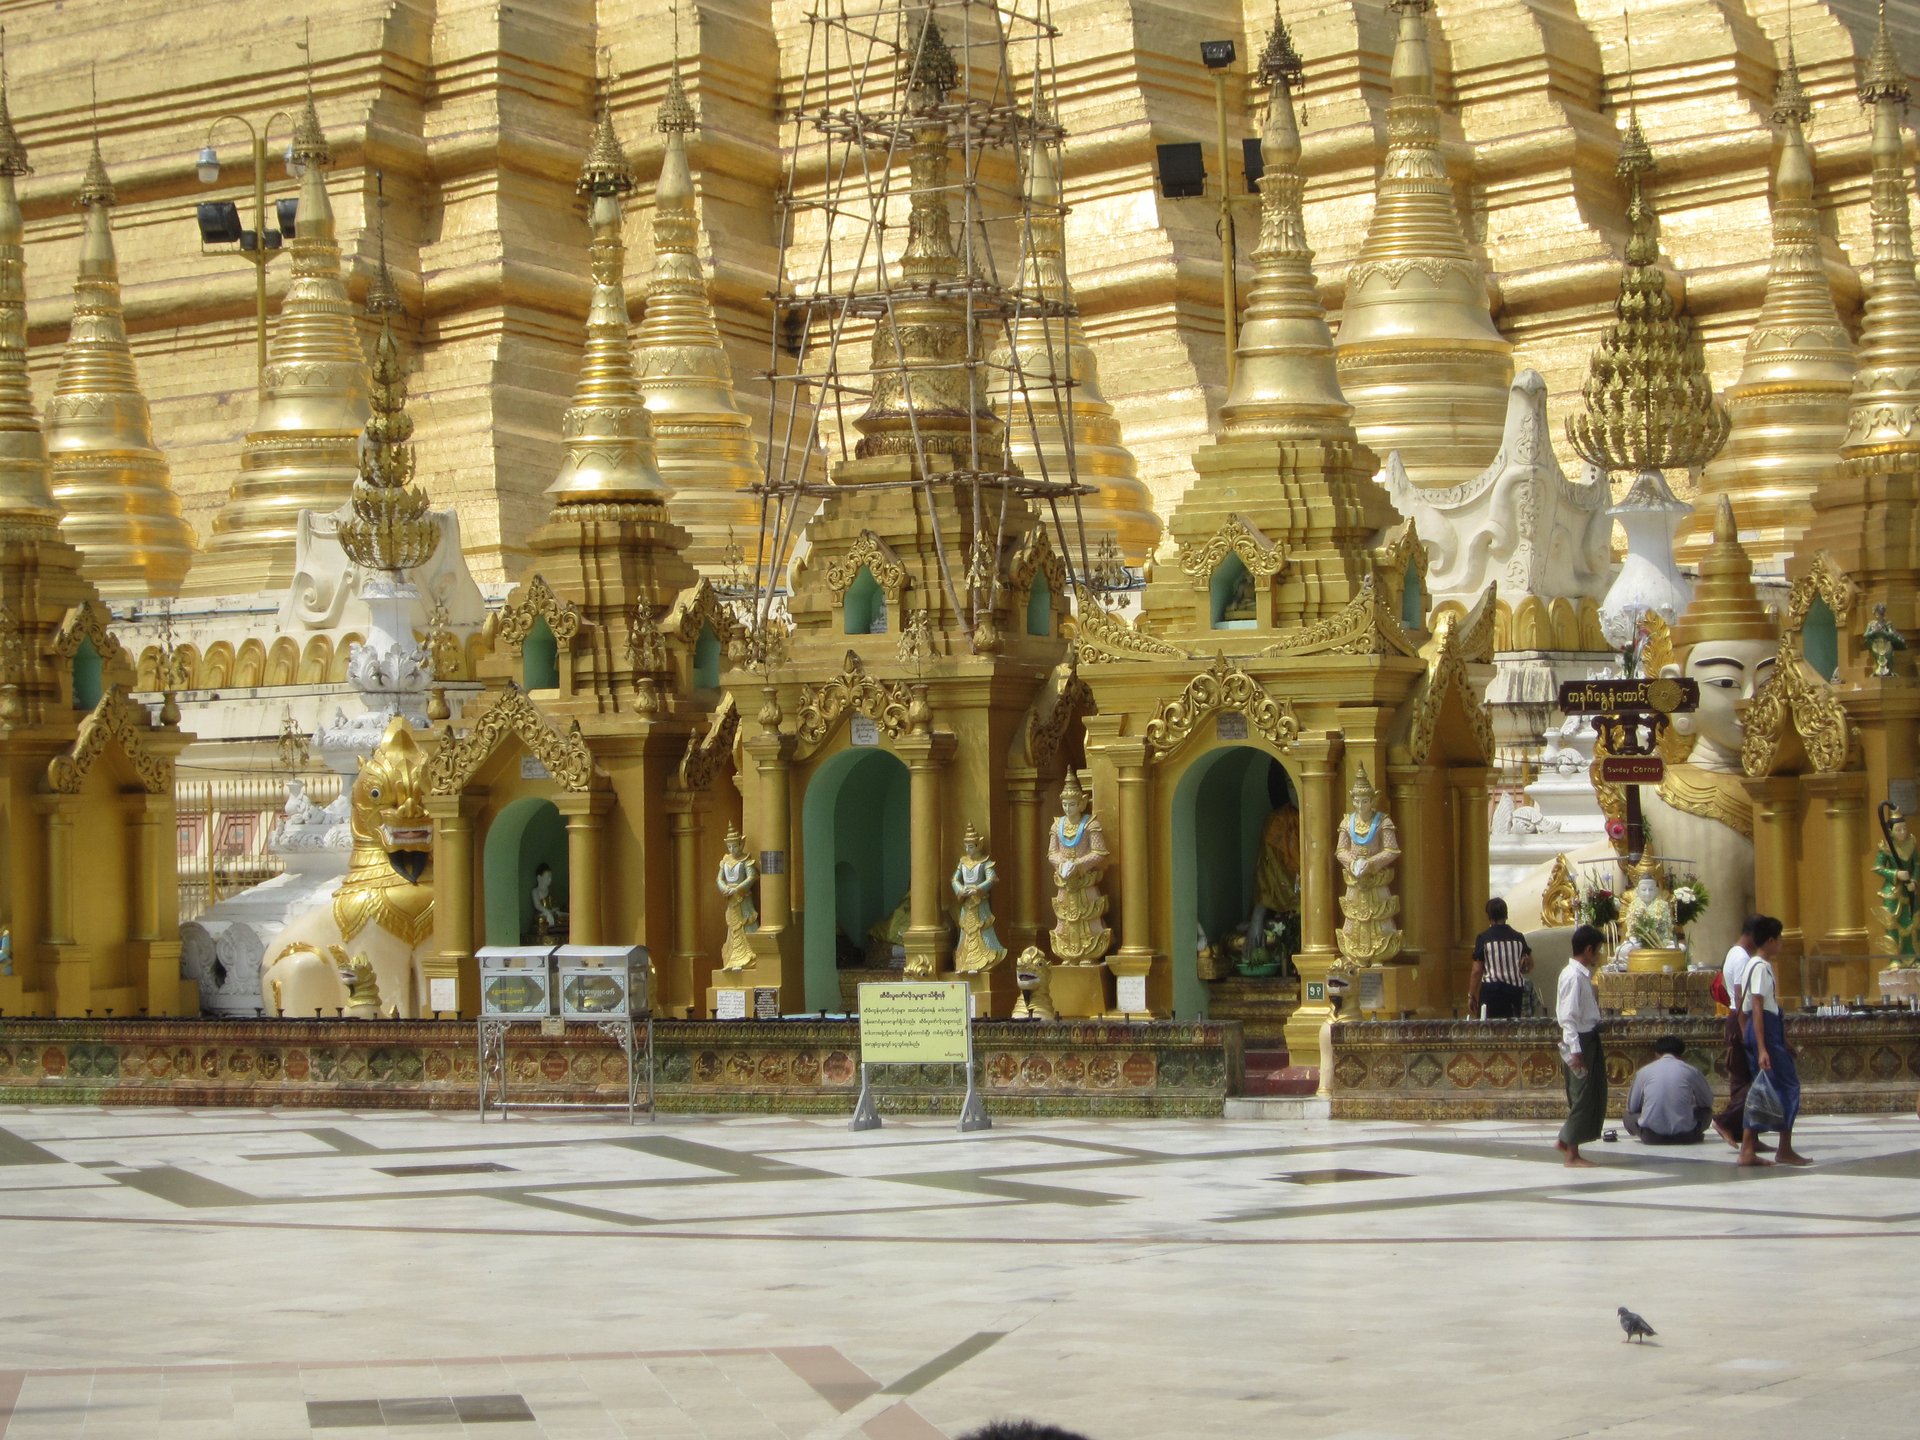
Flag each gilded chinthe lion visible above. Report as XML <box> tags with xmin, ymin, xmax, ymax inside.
<box><xmin>261</xmin><ymin>716</ymin><xmax>435</xmax><ymax>1018</ymax></box>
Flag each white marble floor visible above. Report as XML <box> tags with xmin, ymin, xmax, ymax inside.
<box><xmin>0</xmin><ymin>1107</ymin><xmax>1916</xmax><ymax>1439</ymax></box>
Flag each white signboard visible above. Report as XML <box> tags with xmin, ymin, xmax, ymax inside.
<box><xmin>850</xmin><ymin>716</ymin><xmax>880</xmax><ymax>747</ymax></box>
<box><xmin>1216</xmin><ymin>712</ymin><xmax>1249</xmax><ymax>741</ymax></box>
<box><xmin>428</xmin><ymin>977</ymin><xmax>458</xmax><ymax>1014</ymax></box>
<box><xmin>521</xmin><ymin>755</ymin><xmax>550</xmax><ymax>780</ymax></box>
<box><xmin>1115</xmin><ymin>974</ymin><xmax>1148</xmax><ymax>1015</ymax></box>
<box><xmin>714</xmin><ymin>988</ymin><xmax>748</xmax><ymax>1020</ymax></box>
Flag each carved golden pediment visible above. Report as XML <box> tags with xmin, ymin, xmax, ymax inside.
<box><xmin>1784</xmin><ymin>553</ymin><xmax>1859</xmax><ymax>634</ymax></box>
<box><xmin>1177</xmin><ymin>514</ymin><xmax>1287</xmax><ymax>588</ymax></box>
<box><xmin>1741</xmin><ymin>635</ymin><xmax>1854</xmax><ymax>777</ymax></box>
<box><xmin>825</xmin><ymin>531</ymin><xmax>910</xmax><ymax>600</ymax></box>
<box><xmin>49</xmin><ymin>600</ymin><xmax>133</xmax><ymax>675</ymax></box>
<box><xmin>1256</xmin><ymin>574</ymin><xmax>1418</xmax><ymax>659</ymax></box>
<box><xmin>1014</xmin><ymin>646</ymin><xmax>1095</xmax><ymax>769</ymax></box>
<box><xmin>662</xmin><ymin>576</ymin><xmax>744</xmax><ymax>649</ymax></box>
<box><xmin>1406</xmin><ymin>609</ymin><xmax>1496</xmax><ymax>765</ymax></box>
<box><xmin>47</xmin><ymin>686</ymin><xmax>171</xmax><ymax>795</ymax></box>
<box><xmin>491</xmin><ymin>575</ymin><xmax>584</xmax><ymax>655</ymax></box>
<box><xmin>1007</xmin><ymin>526</ymin><xmax>1069</xmax><ymax>594</ymax></box>
<box><xmin>424</xmin><ymin>685</ymin><xmax>595</xmax><ymax>794</ymax></box>
<box><xmin>678</xmin><ymin>692</ymin><xmax>740</xmax><ymax>792</ymax></box>
<box><xmin>1069</xmin><ymin>584</ymin><xmax>1185</xmax><ymax>665</ymax></box>
<box><xmin>1143</xmin><ymin>655</ymin><xmax>1300</xmax><ymax>761</ymax></box>
<box><xmin>794</xmin><ymin>650</ymin><xmax>916</xmax><ymax>757</ymax></box>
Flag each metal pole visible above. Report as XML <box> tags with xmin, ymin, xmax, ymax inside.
<box><xmin>250</xmin><ymin>130</ymin><xmax>269</xmax><ymax>379</ymax></box>
<box><xmin>1212</xmin><ymin>67</ymin><xmax>1237</xmax><ymax>391</ymax></box>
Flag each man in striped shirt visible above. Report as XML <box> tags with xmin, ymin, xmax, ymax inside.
<box><xmin>1470</xmin><ymin>897</ymin><xmax>1534</xmax><ymax>1019</ymax></box>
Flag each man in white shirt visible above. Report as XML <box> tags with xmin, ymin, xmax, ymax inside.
<box><xmin>1710</xmin><ymin>916</ymin><xmax>1766</xmax><ymax>1149</ymax></box>
<box><xmin>1555</xmin><ymin>924</ymin><xmax>1606</xmax><ymax>1167</ymax></box>
<box><xmin>1740</xmin><ymin>917</ymin><xmax>1810</xmax><ymax>1167</ymax></box>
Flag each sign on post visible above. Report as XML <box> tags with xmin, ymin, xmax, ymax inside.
<box><xmin>851</xmin><ymin>981</ymin><xmax>989</xmax><ymax>1133</ymax></box>
<box><xmin>1556</xmin><ymin>677</ymin><xmax>1699</xmax><ymax>715</ymax></box>
<box><xmin>1598</xmin><ymin>754</ymin><xmax>1665</xmax><ymax>784</ymax></box>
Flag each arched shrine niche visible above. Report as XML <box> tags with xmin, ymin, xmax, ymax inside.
<box><xmin>800</xmin><ymin>746</ymin><xmax>909</xmax><ymax>1011</ymax></box>
<box><xmin>1170</xmin><ymin>746</ymin><xmax>1299</xmax><ymax>1019</ymax></box>
<box><xmin>482</xmin><ymin>795</ymin><xmax>569</xmax><ymax>946</ymax></box>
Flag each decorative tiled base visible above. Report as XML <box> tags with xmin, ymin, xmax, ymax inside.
<box><xmin>1205</xmin><ymin>977</ymin><xmax>1300</xmax><ymax>1049</ymax></box>
<box><xmin>1330</xmin><ymin>1015</ymin><xmax>1920</xmax><ymax>1120</ymax></box>
<box><xmin>1594</xmin><ymin>969</ymin><xmax>1718</xmax><ymax>1016</ymax></box>
<box><xmin>0</xmin><ymin>1017</ymin><xmax>1245</xmax><ymax>1119</ymax></box>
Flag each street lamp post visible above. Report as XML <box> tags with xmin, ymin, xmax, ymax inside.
<box><xmin>195</xmin><ymin>110</ymin><xmax>297</xmax><ymax>380</ymax></box>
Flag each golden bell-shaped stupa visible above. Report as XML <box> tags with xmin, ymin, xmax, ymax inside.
<box><xmin>1333</xmin><ymin>0</ymin><xmax>1512</xmax><ymax>488</ymax></box>
<box><xmin>0</xmin><ymin>65</ymin><xmax>58</xmax><ymax>523</ymax></box>
<box><xmin>1673</xmin><ymin>496</ymin><xmax>1775</xmax><ymax>653</ymax></box>
<box><xmin>546</xmin><ymin>95</ymin><xmax>669</xmax><ymax>508</ymax></box>
<box><xmin>187</xmin><ymin>92</ymin><xmax>370</xmax><ymax>595</ymax></box>
<box><xmin>45</xmin><ymin>137</ymin><xmax>195</xmax><ymax>597</ymax></box>
<box><xmin>1681</xmin><ymin>44</ymin><xmax>1853</xmax><ymax>569</ymax></box>
<box><xmin>988</xmin><ymin>80</ymin><xmax>1158</xmax><ymax>565</ymax></box>
<box><xmin>633</xmin><ymin>61</ymin><xmax>757</xmax><ymax>559</ymax></box>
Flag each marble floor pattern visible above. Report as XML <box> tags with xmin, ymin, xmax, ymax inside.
<box><xmin>0</xmin><ymin>1107</ymin><xmax>1916</xmax><ymax>1439</ymax></box>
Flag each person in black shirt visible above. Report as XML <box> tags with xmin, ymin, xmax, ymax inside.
<box><xmin>1470</xmin><ymin>896</ymin><xmax>1533</xmax><ymax>1019</ymax></box>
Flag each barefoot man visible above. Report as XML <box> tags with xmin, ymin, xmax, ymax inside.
<box><xmin>1740</xmin><ymin>916</ymin><xmax>1811</xmax><ymax>1168</ymax></box>
<box><xmin>1556</xmin><ymin>924</ymin><xmax>1607</xmax><ymax>1168</ymax></box>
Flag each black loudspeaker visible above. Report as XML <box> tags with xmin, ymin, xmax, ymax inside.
<box><xmin>1156</xmin><ymin>142</ymin><xmax>1206</xmax><ymax>199</ymax></box>
<box><xmin>1243</xmin><ymin>136</ymin><xmax>1265</xmax><ymax>190</ymax></box>
<box><xmin>195</xmin><ymin>200</ymin><xmax>243</xmax><ymax>245</ymax></box>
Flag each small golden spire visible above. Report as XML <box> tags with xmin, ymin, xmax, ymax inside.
<box><xmin>1683</xmin><ymin>33</ymin><xmax>1851</xmax><ymax>565</ymax></box>
<box><xmin>364</xmin><ymin>172</ymin><xmax>402</xmax><ymax>318</ymax></box>
<box><xmin>0</xmin><ymin>37</ymin><xmax>61</xmax><ymax>523</ymax></box>
<box><xmin>855</xmin><ymin>12</ymin><xmax>999</xmax><ymax>465</ymax></box>
<box><xmin>338</xmin><ymin>311</ymin><xmax>438</xmax><ymax>572</ymax></box>
<box><xmin>630</xmin><ymin>49</ymin><xmax>758</xmax><ymax>549</ymax></box>
<box><xmin>1844</xmin><ymin>0</ymin><xmax>1920</xmax><ymax>456</ymax></box>
<box><xmin>1671</xmin><ymin>497</ymin><xmax>1776</xmax><ymax>651</ymax></box>
<box><xmin>547</xmin><ymin>88</ymin><xmax>669</xmax><ymax>506</ymax></box>
<box><xmin>1334</xmin><ymin>0</ymin><xmax>1512</xmax><ymax>487</ymax></box>
<box><xmin>46</xmin><ymin>116</ymin><xmax>195</xmax><ymax>596</ymax></box>
<box><xmin>190</xmin><ymin>66</ymin><xmax>371</xmax><ymax>595</ymax></box>
<box><xmin>988</xmin><ymin>76</ymin><xmax>1157</xmax><ymax>563</ymax></box>
<box><xmin>1220</xmin><ymin>14</ymin><xmax>1353</xmax><ymax>443</ymax></box>
<box><xmin>1566</xmin><ymin>104</ymin><xmax>1729</xmax><ymax>475</ymax></box>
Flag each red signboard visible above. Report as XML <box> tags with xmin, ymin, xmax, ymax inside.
<box><xmin>1599</xmin><ymin>755</ymin><xmax>1665</xmax><ymax>784</ymax></box>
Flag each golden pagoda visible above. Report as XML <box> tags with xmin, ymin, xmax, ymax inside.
<box><xmin>44</xmin><ymin>134</ymin><xmax>194</xmax><ymax>597</ymax></box>
<box><xmin>186</xmin><ymin>91</ymin><xmax>369</xmax><ymax>596</ymax></box>
<box><xmin>1680</xmin><ymin>41</ymin><xmax>1854</xmax><ymax>569</ymax></box>
<box><xmin>1745</xmin><ymin>1</ymin><xmax>1920</xmax><ymax>1002</ymax></box>
<box><xmin>988</xmin><ymin>80</ymin><xmax>1158</xmax><ymax>567</ymax></box>
<box><xmin>634</xmin><ymin>59</ymin><xmax>760</xmax><ymax>576</ymax></box>
<box><xmin>0</xmin><ymin>66</ymin><xmax>190</xmax><ymax>1019</ymax></box>
<box><xmin>425</xmin><ymin>95</ymin><xmax>730</xmax><ymax>1019</ymax></box>
<box><xmin>1075</xmin><ymin>17</ymin><xmax>1494</xmax><ymax>1057</ymax></box>
<box><xmin>1333</xmin><ymin>0</ymin><xmax>1512</xmax><ymax>489</ymax></box>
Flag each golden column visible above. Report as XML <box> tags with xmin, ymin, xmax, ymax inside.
<box><xmin>425</xmin><ymin>794</ymin><xmax>476</xmax><ymax>1015</ymax></box>
<box><xmin>558</xmin><ymin>793</ymin><xmax>606</xmax><ymax>946</ymax></box>
<box><xmin>1285</xmin><ymin>732</ymin><xmax>1341</xmax><ymax>1060</ymax></box>
<box><xmin>1681</xmin><ymin>45</ymin><xmax>1853</xmax><ymax>568</ymax></box>
<box><xmin>668</xmin><ymin>789</ymin><xmax>701</xmax><ymax>1017</ymax></box>
<box><xmin>899</xmin><ymin>726</ymin><xmax>956</xmax><ymax>977</ymax></box>
<box><xmin>1333</xmin><ymin>0</ymin><xmax>1512</xmax><ymax>488</ymax></box>
<box><xmin>988</xmin><ymin>80</ymin><xmax>1157</xmax><ymax>566</ymax></box>
<box><xmin>1808</xmin><ymin>775</ymin><xmax>1870</xmax><ymax>952</ymax></box>
<box><xmin>1107</xmin><ymin>737</ymin><xmax>1158</xmax><ymax>1016</ymax></box>
<box><xmin>1003</xmin><ymin>769</ymin><xmax>1042</xmax><ymax>956</ymax></box>
<box><xmin>1452</xmin><ymin>767</ymin><xmax>1491</xmax><ymax>1007</ymax></box>
<box><xmin>190</xmin><ymin>93</ymin><xmax>369</xmax><ymax>596</ymax></box>
<box><xmin>45</xmin><ymin>137</ymin><xmax>194</xmax><ymax>597</ymax></box>
<box><xmin>746</xmin><ymin>689</ymin><xmax>797</xmax><ymax>994</ymax></box>
<box><xmin>37</xmin><ymin>795</ymin><xmax>82</xmax><ymax>1015</ymax></box>
<box><xmin>1749</xmin><ymin>776</ymin><xmax>1801</xmax><ymax>956</ymax></box>
<box><xmin>634</xmin><ymin>59</ymin><xmax>760</xmax><ymax>573</ymax></box>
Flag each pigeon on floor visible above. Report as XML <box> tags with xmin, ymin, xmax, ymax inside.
<box><xmin>1618</xmin><ymin>1306</ymin><xmax>1656</xmax><ymax>1343</ymax></box>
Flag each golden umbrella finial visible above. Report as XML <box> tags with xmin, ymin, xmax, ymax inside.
<box><xmin>0</xmin><ymin>29</ymin><xmax>28</xmax><ymax>179</ymax></box>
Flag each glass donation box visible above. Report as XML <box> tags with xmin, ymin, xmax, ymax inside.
<box><xmin>555</xmin><ymin>945</ymin><xmax>651</xmax><ymax>1020</ymax></box>
<box><xmin>477</xmin><ymin>945</ymin><xmax>559</xmax><ymax>1017</ymax></box>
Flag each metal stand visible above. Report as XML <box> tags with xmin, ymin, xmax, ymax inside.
<box><xmin>849</xmin><ymin>1063</ymin><xmax>882</xmax><ymax>1131</ymax></box>
<box><xmin>958</xmin><ymin>1060</ymin><xmax>991</xmax><ymax>1132</ymax></box>
<box><xmin>477</xmin><ymin>1015</ymin><xmax>655</xmax><ymax>1124</ymax></box>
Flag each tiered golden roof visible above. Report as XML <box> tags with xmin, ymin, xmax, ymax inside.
<box><xmin>854</xmin><ymin>14</ymin><xmax>999</xmax><ymax>467</ymax></box>
<box><xmin>633</xmin><ymin>60</ymin><xmax>758</xmax><ymax>563</ymax></box>
<box><xmin>1333</xmin><ymin>0</ymin><xmax>1511</xmax><ymax>488</ymax></box>
<box><xmin>1682</xmin><ymin>42</ymin><xmax>1853</xmax><ymax>568</ymax></box>
<box><xmin>45</xmin><ymin>136</ymin><xmax>195</xmax><ymax>597</ymax></box>
<box><xmin>0</xmin><ymin>60</ymin><xmax>57</xmax><ymax>522</ymax></box>
<box><xmin>987</xmin><ymin>81</ymin><xmax>1157</xmax><ymax>565</ymax></box>
<box><xmin>546</xmin><ymin>96</ymin><xmax>670</xmax><ymax>508</ymax></box>
<box><xmin>1673</xmin><ymin>497</ymin><xmax>1775</xmax><ymax>652</ymax></box>
<box><xmin>1219</xmin><ymin>18</ymin><xmax>1352</xmax><ymax>445</ymax></box>
<box><xmin>338</xmin><ymin>313</ymin><xmax>437</xmax><ymax>574</ymax></box>
<box><xmin>188</xmin><ymin>92</ymin><xmax>370</xmax><ymax>595</ymax></box>
<box><xmin>1565</xmin><ymin>107</ymin><xmax>1728</xmax><ymax>477</ymax></box>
